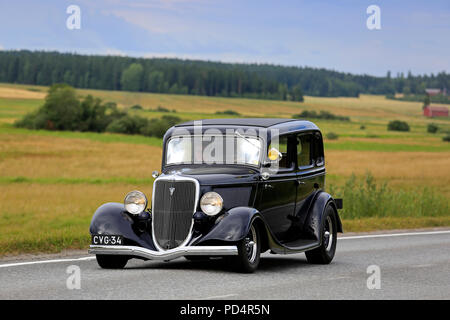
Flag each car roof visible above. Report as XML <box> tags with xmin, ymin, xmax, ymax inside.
<box><xmin>176</xmin><ymin>118</ymin><xmax>299</xmax><ymax>128</ymax></box>
<box><xmin>166</xmin><ymin>118</ymin><xmax>321</xmax><ymax>140</ymax></box>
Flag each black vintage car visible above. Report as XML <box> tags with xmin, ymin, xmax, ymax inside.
<box><xmin>89</xmin><ymin>118</ymin><xmax>343</xmax><ymax>272</ymax></box>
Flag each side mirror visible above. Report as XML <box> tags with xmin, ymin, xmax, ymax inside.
<box><xmin>152</xmin><ymin>170</ymin><xmax>160</xmax><ymax>178</ymax></box>
<box><xmin>268</xmin><ymin>148</ymin><xmax>282</xmax><ymax>162</ymax></box>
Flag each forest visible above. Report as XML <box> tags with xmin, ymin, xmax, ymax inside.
<box><xmin>0</xmin><ymin>50</ymin><xmax>449</xmax><ymax>100</ymax></box>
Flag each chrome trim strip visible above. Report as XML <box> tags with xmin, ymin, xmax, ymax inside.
<box><xmin>151</xmin><ymin>174</ymin><xmax>200</xmax><ymax>251</ymax></box>
<box><xmin>88</xmin><ymin>245</ymin><xmax>238</xmax><ymax>261</ymax></box>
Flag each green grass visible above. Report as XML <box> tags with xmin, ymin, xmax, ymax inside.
<box><xmin>0</xmin><ymin>98</ymin><xmax>41</xmax><ymax>119</ymax></box>
<box><xmin>329</xmin><ymin>173</ymin><xmax>449</xmax><ymax>219</ymax></box>
<box><xmin>342</xmin><ymin>216</ymin><xmax>450</xmax><ymax>232</ymax></box>
<box><xmin>0</xmin><ymin>123</ymin><xmax>163</xmax><ymax>147</ymax></box>
<box><xmin>324</xmin><ymin>140</ymin><xmax>450</xmax><ymax>152</ymax></box>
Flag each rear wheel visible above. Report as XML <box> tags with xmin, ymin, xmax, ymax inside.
<box><xmin>96</xmin><ymin>254</ymin><xmax>128</xmax><ymax>269</ymax></box>
<box><xmin>305</xmin><ymin>205</ymin><xmax>337</xmax><ymax>264</ymax></box>
<box><xmin>233</xmin><ymin>224</ymin><xmax>261</xmax><ymax>273</ymax></box>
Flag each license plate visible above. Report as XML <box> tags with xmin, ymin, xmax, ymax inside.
<box><xmin>91</xmin><ymin>235</ymin><xmax>123</xmax><ymax>245</ymax></box>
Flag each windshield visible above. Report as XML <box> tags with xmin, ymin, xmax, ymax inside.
<box><xmin>166</xmin><ymin>135</ymin><xmax>262</xmax><ymax>166</ymax></box>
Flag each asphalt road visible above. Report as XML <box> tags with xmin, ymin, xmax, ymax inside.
<box><xmin>0</xmin><ymin>230</ymin><xmax>449</xmax><ymax>300</ymax></box>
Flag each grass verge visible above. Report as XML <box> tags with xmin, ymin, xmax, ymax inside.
<box><xmin>329</xmin><ymin>172</ymin><xmax>449</xmax><ymax>219</ymax></box>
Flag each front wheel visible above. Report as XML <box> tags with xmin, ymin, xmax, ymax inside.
<box><xmin>233</xmin><ymin>224</ymin><xmax>261</xmax><ymax>273</ymax></box>
<box><xmin>96</xmin><ymin>254</ymin><xmax>129</xmax><ymax>269</ymax></box>
<box><xmin>305</xmin><ymin>205</ymin><xmax>337</xmax><ymax>264</ymax></box>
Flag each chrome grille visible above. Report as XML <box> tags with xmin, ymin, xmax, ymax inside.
<box><xmin>152</xmin><ymin>177</ymin><xmax>197</xmax><ymax>250</ymax></box>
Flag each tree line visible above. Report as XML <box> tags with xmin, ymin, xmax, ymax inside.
<box><xmin>1</xmin><ymin>50</ymin><xmax>449</xmax><ymax>100</ymax></box>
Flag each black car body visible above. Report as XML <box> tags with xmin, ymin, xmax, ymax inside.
<box><xmin>89</xmin><ymin>118</ymin><xmax>343</xmax><ymax>272</ymax></box>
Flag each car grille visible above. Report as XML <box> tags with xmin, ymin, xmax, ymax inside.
<box><xmin>152</xmin><ymin>178</ymin><xmax>197</xmax><ymax>250</ymax></box>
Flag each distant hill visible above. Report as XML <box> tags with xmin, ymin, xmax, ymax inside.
<box><xmin>0</xmin><ymin>50</ymin><xmax>448</xmax><ymax>100</ymax></box>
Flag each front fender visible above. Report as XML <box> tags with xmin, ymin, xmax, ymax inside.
<box><xmin>89</xmin><ymin>202</ymin><xmax>156</xmax><ymax>250</ymax></box>
<box><xmin>195</xmin><ymin>207</ymin><xmax>261</xmax><ymax>244</ymax></box>
<box><xmin>303</xmin><ymin>192</ymin><xmax>343</xmax><ymax>242</ymax></box>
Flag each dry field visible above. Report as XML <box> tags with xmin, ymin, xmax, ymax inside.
<box><xmin>326</xmin><ymin>150</ymin><xmax>450</xmax><ymax>196</ymax></box>
<box><xmin>0</xmin><ymin>83</ymin><xmax>449</xmax><ymax>255</ymax></box>
<box><xmin>0</xmin><ymin>133</ymin><xmax>162</xmax><ymax>179</ymax></box>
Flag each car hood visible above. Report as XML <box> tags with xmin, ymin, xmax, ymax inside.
<box><xmin>163</xmin><ymin>166</ymin><xmax>260</xmax><ymax>186</ymax></box>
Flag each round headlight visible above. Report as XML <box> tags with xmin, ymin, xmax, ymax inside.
<box><xmin>124</xmin><ymin>190</ymin><xmax>147</xmax><ymax>215</ymax></box>
<box><xmin>200</xmin><ymin>192</ymin><xmax>223</xmax><ymax>216</ymax></box>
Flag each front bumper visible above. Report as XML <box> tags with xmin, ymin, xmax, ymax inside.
<box><xmin>88</xmin><ymin>244</ymin><xmax>238</xmax><ymax>261</ymax></box>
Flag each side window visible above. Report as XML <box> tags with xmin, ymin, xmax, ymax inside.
<box><xmin>314</xmin><ymin>132</ymin><xmax>324</xmax><ymax>167</ymax></box>
<box><xmin>297</xmin><ymin>134</ymin><xmax>313</xmax><ymax>169</ymax></box>
<box><xmin>269</xmin><ymin>135</ymin><xmax>294</xmax><ymax>170</ymax></box>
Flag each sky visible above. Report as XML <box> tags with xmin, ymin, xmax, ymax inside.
<box><xmin>0</xmin><ymin>0</ymin><xmax>449</xmax><ymax>76</ymax></box>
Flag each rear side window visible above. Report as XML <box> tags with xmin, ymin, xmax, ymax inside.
<box><xmin>297</xmin><ymin>134</ymin><xmax>313</xmax><ymax>169</ymax></box>
<box><xmin>313</xmin><ymin>132</ymin><xmax>324</xmax><ymax>167</ymax></box>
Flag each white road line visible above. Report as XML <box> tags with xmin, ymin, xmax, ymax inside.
<box><xmin>327</xmin><ymin>276</ymin><xmax>352</xmax><ymax>280</ymax></box>
<box><xmin>0</xmin><ymin>256</ymin><xmax>95</xmax><ymax>268</ymax></box>
<box><xmin>200</xmin><ymin>293</ymin><xmax>238</xmax><ymax>300</ymax></box>
<box><xmin>339</xmin><ymin>230</ymin><xmax>450</xmax><ymax>240</ymax></box>
<box><xmin>410</xmin><ymin>264</ymin><xmax>435</xmax><ymax>268</ymax></box>
<box><xmin>0</xmin><ymin>230</ymin><xmax>449</xmax><ymax>269</ymax></box>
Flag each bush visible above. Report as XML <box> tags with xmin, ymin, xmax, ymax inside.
<box><xmin>15</xmin><ymin>84</ymin><xmax>184</xmax><ymax>139</ymax></box>
<box><xmin>326</xmin><ymin>132</ymin><xmax>339</xmax><ymax>140</ymax></box>
<box><xmin>15</xmin><ymin>84</ymin><xmax>81</xmax><ymax>131</ymax></box>
<box><xmin>140</xmin><ymin>115</ymin><xmax>182</xmax><ymax>138</ymax></box>
<box><xmin>387</xmin><ymin>120</ymin><xmax>410</xmax><ymax>132</ymax></box>
<box><xmin>360</xmin><ymin>125</ymin><xmax>366</xmax><ymax>130</ymax></box>
<box><xmin>130</xmin><ymin>104</ymin><xmax>143</xmax><ymax>110</ymax></box>
<box><xmin>78</xmin><ymin>96</ymin><xmax>120</xmax><ymax>132</ymax></box>
<box><xmin>427</xmin><ymin>123</ymin><xmax>439</xmax><ymax>134</ymax></box>
<box><xmin>215</xmin><ymin>109</ymin><xmax>240</xmax><ymax>116</ymax></box>
<box><xmin>155</xmin><ymin>106</ymin><xmax>170</xmax><ymax>112</ymax></box>
<box><xmin>14</xmin><ymin>84</ymin><xmax>125</xmax><ymax>132</ymax></box>
<box><xmin>106</xmin><ymin>115</ymin><xmax>148</xmax><ymax>135</ymax></box>
<box><xmin>141</xmin><ymin>119</ymin><xmax>167</xmax><ymax>138</ymax></box>
<box><xmin>14</xmin><ymin>111</ymin><xmax>40</xmax><ymax>129</ymax></box>
<box><xmin>293</xmin><ymin>110</ymin><xmax>350</xmax><ymax>121</ymax></box>
<box><xmin>148</xmin><ymin>106</ymin><xmax>175</xmax><ymax>113</ymax></box>
<box><xmin>161</xmin><ymin>115</ymin><xmax>182</xmax><ymax>125</ymax></box>
<box><xmin>443</xmin><ymin>134</ymin><xmax>450</xmax><ymax>142</ymax></box>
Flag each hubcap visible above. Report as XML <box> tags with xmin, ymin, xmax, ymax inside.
<box><xmin>324</xmin><ymin>216</ymin><xmax>333</xmax><ymax>252</ymax></box>
<box><xmin>244</xmin><ymin>225</ymin><xmax>258</xmax><ymax>263</ymax></box>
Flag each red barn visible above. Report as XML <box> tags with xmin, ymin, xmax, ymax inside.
<box><xmin>423</xmin><ymin>105</ymin><xmax>449</xmax><ymax>118</ymax></box>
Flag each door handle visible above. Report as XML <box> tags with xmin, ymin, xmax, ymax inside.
<box><xmin>295</xmin><ymin>180</ymin><xmax>305</xmax><ymax>186</ymax></box>
<box><xmin>263</xmin><ymin>184</ymin><xmax>274</xmax><ymax>189</ymax></box>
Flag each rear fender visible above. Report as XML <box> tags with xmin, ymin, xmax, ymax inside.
<box><xmin>303</xmin><ymin>192</ymin><xmax>343</xmax><ymax>242</ymax></box>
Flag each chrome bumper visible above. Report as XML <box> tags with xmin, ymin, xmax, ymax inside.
<box><xmin>88</xmin><ymin>245</ymin><xmax>238</xmax><ymax>261</ymax></box>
